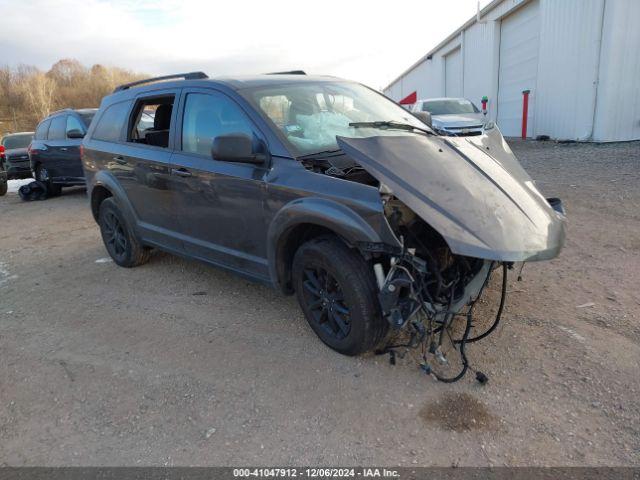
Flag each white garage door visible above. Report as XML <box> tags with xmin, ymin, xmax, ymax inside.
<box><xmin>497</xmin><ymin>0</ymin><xmax>540</xmax><ymax>137</ymax></box>
<box><xmin>445</xmin><ymin>48</ymin><xmax>462</xmax><ymax>97</ymax></box>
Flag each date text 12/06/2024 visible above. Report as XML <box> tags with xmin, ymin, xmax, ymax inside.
<box><xmin>233</xmin><ymin>468</ymin><xmax>400</xmax><ymax>478</ymax></box>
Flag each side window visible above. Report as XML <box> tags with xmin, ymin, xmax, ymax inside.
<box><xmin>66</xmin><ymin>116</ymin><xmax>85</xmax><ymax>137</ymax></box>
<box><xmin>128</xmin><ymin>95</ymin><xmax>175</xmax><ymax>148</ymax></box>
<box><xmin>48</xmin><ymin>116</ymin><xmax>66</xmax><ymax>140</ymax></box>
<box><xmin>182</xmin><ymin>93</ymin><xmax>254</xmax><ymax>156</ymax></box>
<box><xmin>92</xmin><ymin>102</ymin><xmax>130</xmax><ymax>143</ymax></box>
<box><xmin>34</xmin><ymin>119</ymin><xmax>51</xmax><ymax>140</ymax></box>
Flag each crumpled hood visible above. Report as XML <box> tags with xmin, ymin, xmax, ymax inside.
<box><xmin>337</xmin><ymin>131</ymin><xmax>566</xmax><ymax>262</ymax></box>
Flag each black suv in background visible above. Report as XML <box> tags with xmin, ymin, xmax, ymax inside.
<box><xmin>1</xmin><ymin>132</ymin><xmax>34</xmax><ymax>181</ymax></box>
<box><xmin>82</xmin><ymin>72</ymin><xmax>565</xmax><ymax>359</ymax></box>
<box><xmin>29</xmin><ymin>108</ymin><xmax>97</xmax><ymax>195</ymax></box>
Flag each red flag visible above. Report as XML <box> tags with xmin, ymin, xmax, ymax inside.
<box><xmin>399</xmin><ymin>91</ymin><xmax>417</xmax><ymax>105</ymax></box>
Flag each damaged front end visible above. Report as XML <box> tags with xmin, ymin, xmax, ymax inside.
<box><xmin>359</xmin><ymin>214</ymin><xmax>498</xmax><ymax>383</ymax></box>
<box><xmin>336</xmin><ymin>130</ymin><xmax>566</xmax><ymax>382</ymax></box>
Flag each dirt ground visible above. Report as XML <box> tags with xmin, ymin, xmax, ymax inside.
<box><xmin>1</xmin><ymin>140</ymin><xmax>638</xmax><ymax>466</ymax></box>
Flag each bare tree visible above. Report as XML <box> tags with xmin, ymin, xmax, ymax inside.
<box><xmin>20</xmin><ymin>71</ymin><xmax>56</xmax><ymax>122</ymax></box>
<box><xmin>0</xmin><ymin>59</ymin><xmax>146</xmax><ymax>134</ymax></box>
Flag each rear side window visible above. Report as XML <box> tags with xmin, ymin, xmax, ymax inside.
<box><xmin>92</xmin><ymin>102</ymin><xmax>130</xmax><ymax>143</ymax></box>
<box><xmin>128</xmin><ymin>96</ymin><xmax>175</xmax><ymax>148</ymax></box>
<box><xmin>182</xmin><ymin>93</ymin><xmax>254</xmax><ymax>156</ymax></box>
<box><xmin>34</xmin><ymin>119</ymin><xmax>51</xmax><ymax>140</ymax></box>
<box><xmin>48</xmin><ymin>116</ymin><xmax>66</xmax><ymax>140</ymax></box>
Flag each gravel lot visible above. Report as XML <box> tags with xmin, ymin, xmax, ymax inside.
<box><xmin>1</xmin><ymin>140</ymin><xmax>638</xmax><ymax>466</ymax></box>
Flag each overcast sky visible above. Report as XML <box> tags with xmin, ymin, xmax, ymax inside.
<box><xmin>0</xmin><ymin>0</ymin><xmax>490</xmax><ymax>90</ymax></box>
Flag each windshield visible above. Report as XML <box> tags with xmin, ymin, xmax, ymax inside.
<box><xmin>2</xmin><ymin>133</ymin><xmax>33</xmax><ymax>149</ymax></box>
<box><xmin>248</xmin><ymin>82</ymin><xmax>428</xmax><ymax>156</ymax></box>
<box><xmin>423</xmin><ymin>99</ymin><xmax>479</xmax><ymax>115</ymax></box>
<box><xmin>78</xmin><ymin>111</ymin><xmax>96</xmax><ymax>127</ymax></box>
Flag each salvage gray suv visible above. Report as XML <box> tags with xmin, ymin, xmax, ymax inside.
<box><xmin>82</xmin><ymin>72</ymin><xmax>565</xmax><ymax>376</ymax></box>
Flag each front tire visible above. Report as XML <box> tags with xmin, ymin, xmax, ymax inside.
<box><xmin>98</xmin><ymin>197</ymin><xmax>150</xmax><ymax>267</ymax></box>
<box><xmin>292</xmin><ymin>236</ymin><xmax>388</xmax><ymax>356</ymax></box>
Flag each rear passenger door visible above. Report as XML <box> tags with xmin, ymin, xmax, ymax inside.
<box><xmin>170</xmin><ymin>88</ymin><xmax>270</xmax><ymax>279</ymax></box>
<box><xmin>115</xmin><ymin>90</ymin><xmax>184</xmax><ymax>251</ymax></box>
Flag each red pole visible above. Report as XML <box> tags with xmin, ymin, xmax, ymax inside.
<box><xmin>521</xmin><ymin>89</ymin><xmax>530</xmax><ymax>139</ymax></box>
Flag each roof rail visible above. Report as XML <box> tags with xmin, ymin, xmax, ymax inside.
<box><xmin>113</xmin><ymin>71</ymin><xmax>209</xmax><ymax>93</ymax></box>
<box><xmin>266</xmin><ymin>70</ymin><xmax>306</xmax><ymax>75</ymax></box>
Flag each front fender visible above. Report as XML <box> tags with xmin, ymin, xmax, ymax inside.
<box><xmin>267</xmin><ymin>197</ymin><xmax>397</xmax><ymax>291</ymax></box>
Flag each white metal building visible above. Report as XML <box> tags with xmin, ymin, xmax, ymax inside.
<box><xmin>383</xmin><ymin>0</ymin><xmax>640</xmax><ymax>142</ymax></box>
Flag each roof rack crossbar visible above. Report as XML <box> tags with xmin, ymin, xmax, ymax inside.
<box><xmin>266</xmin><ymin>70</ymin><xmax>306</xmax><ymax>75</ymax></box>
<box><xmin>113</xmin><ymin>71</ymin><xmax>209</xmax><ymax>92</ymax></box>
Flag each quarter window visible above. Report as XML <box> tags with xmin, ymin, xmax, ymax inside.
<box><xmin>182</xmin><ymin>93</ymin><xmax>254</xmax><ymax>156</ymax></box>
<box><xmin>48</xmin><ymin>116</ymin><xmax>66</xmax><ymax>140</ymax></box>
<box><xmin>92</xmin><ymin>101</ymin><xmax>131</xmax><ymax>143</ymax></box>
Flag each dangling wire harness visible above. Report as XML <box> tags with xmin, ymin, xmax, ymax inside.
<box><xmin>375</xmin><ymin>253</ymin><xmax>509</xmax><ymax>384</ymax></box>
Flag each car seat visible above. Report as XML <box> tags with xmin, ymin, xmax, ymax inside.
<box><xmin>145</xmin><ymin>104</ymin><xmax>173</xmax><ymax>147</ymax></box>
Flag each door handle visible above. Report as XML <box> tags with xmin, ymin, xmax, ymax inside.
<box><xmin>60</xmin><ymin>147</ymin><xmax>68</xmax><ymax>151</ymax></box>
<box><xmin>113</xmin><ymin>156</ymin><xmax>127</xmax><ymax>165</ymax></box>
<box><xmin>171</xmin><ymin>168</ymin><xmax>192</xmax><ymax>178</ymax></box>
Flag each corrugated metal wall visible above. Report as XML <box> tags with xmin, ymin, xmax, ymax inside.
<box><xmin>383</xmin><ymin>0</ymin><xmax>640</xmax><ymax>142</ymax></box>
<box><xmin>534</xmin><ymin>0</ymin><xmax>603</xmax><ymax>141</ymax></box>
<box><xmin>593</xmin><ymin>0</ymin><xmax>640</xmax><ymax>141</ymax></box>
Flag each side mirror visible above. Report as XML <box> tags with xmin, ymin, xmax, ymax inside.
<box><xmin>211</xmin><ymin>133</ymin><xmax>266</xmax><ymax>164</ymax></box>
<box><xmin>67</xmin><ymin>129</ymin><xmax>85</xmax><ymax>139</ymax></box>
<box><xmin>413</xmin><ymin>111</ymin><xmax>432</xmax><ymax>128</ymax></box>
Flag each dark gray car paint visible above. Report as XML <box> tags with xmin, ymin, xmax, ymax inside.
<box><xmin>337</xmin><ymin>128</ymin><xmax>566</xmax><ymax>262</ymax></box>
<box><xmin>83</xmin><ymin>76</ymin><xmax>564</xmax><ymax>293</ymax></box>
<box><xmin>83</xmin><ymin>80</ymin><xmax>399</xmax><ymax>289</ymax></box>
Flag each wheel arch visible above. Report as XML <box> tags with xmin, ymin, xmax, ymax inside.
<box><xmin>267</xmin><ymin>197</ymin><xmax>389</xmax><ymax>294</ymax></box>
<box><xmin>89</xmin><ymin>171</ymin><xmax>138</xmax><ymax>230</ymax></box>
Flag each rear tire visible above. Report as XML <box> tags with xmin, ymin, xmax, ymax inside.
<box><xmin>98</xmin><ymin>197</ymin><xmax>150</xmax><ymax>267</ymax></box>
<box><xmin>292</xmin><ymin>236</ymin><xmax>388</xmax><ymax>356</ymax></box>
<box><xmin>34</xmin><ymin>164</ymin><xmax>61</xmax><ymax>197</ymax></box>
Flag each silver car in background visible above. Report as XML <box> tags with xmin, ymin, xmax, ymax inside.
<box><xmin>412</xmin><ymin>97</ymin><xmax>485</xmax><ymax>136</ymax></box>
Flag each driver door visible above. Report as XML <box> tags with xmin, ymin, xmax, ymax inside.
<box><xmin>169</xmin><ymin>88</ymin><xmax>270</xmax><ymax>281</ymax></box>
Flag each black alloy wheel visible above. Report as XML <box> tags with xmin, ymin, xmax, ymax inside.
<box><xmin>301</xmin><ymin>266</ymin><xmax>351</xmax><ymax>340</ymax></box>
<box><xmin>102</xmin><ymin>210</ymin><xmax>129</xmax><ymax>263</ymax></box>
<box><xmin>292</xmin><ymin>236</ymin><xmax>388</xmax><ymax>355</ymax></box>
<box><xmin>97</xmin><ymin>197</ymin><xmax>150</xmax><ymax>267</ymax></box>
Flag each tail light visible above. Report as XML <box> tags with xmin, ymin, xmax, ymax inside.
<box><xmin>0</xmin><ymin>145</ymin><xmax>5</xmax><ymax>161</ymax></box>
<box><xmin>79</xmin><ymin>144</ymin><xmax>84</xmax><ymax>160</ymax></box>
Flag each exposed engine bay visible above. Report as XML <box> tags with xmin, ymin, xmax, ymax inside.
<box><xmin>302</xmin><ymin>152</ymin><xmax>510</xmax><ymax>383</ymax></box>
<box><xmin>370</xmin><ymin>193</ymin><xmax>507</xmax><ymax>383</ymax></box>
<box><xmin>300</xmin><ymin>152</ymin><xmax>379</xmax><ymax>186</ymax></box>
<box><xmin>300</xmin><ymin>130</ymin><xmax>566</xmax><ymax>383</ymax></box>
